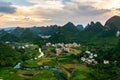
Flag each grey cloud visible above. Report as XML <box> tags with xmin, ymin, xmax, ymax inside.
<box><xmin>23</xmin><ymin>17</ymin><xmax>30</xmax><ymax>21</ymax></box>
<box><xmin>0</xmin><ymin>1</ymin><xmax>16</xmax><ymax>14</ymax></box>
<box><xmin>116</xmin><ymin>8</ymin><xmax>120</xmax><ymax>11</ymax></box>
<box><xmin>77</xmin><ymin>5</ymin><xmax>110</xmax><ymax>16</ymax></box>
<box><xmin>36</xmin><ymin>2</ymin><xmax>110</xmax><ymax>18</ymax></box>
<box><xmin>34</xmin><ymin>1</ymin><xmax>111</xmax><ymax>25</ymax></box>
<box><xmin>65</xmin><ymin>3</ymin><xmax>110</xmax><ymax>16</ymax></box>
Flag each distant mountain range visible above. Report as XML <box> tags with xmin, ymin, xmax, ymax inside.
<box><xmin>0</xmin><ymin>27</ymin><xmax>16</xmax><ymax>33</ymax></box>
<box><xmin>0</xmin><ymin>15</ymin><xmax>120</xmax><ymax>45</ymax></box>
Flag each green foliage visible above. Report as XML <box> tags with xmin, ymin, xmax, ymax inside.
<box><xmin>71</xmin><ymin>65</ymin><xmax>93</xmax><ymax>80</ymax></box>
<box><xmin>0</xmin><ymin>67</ymin><xmax>24</xmax><ymax>80</ymax></box>
<box><xmin>16</xmin><ymin>45</ymin><xmax>39</xmax><ymax>61</ymax></box>
<box><xmin>0</xmin><ymin>68</ymin><xmax>59</xmax><ymax>80</ymax></box>
<box><xmin>21</xmin><ymin>60</ymin><xmax>40</xmax><ymax>68</ymax></box>
<box><xmin>0</xmin><ymin>42</ymin><xmax>20</xmax><ymax>67</ymax></box>
<box><xmin>31</xmin><ymin>70</ymin><xmax>59</xmax><ymax>80</ymax></box>
<box><xmin>0</xmin><ymin>33</ymin><xmax>20</xmax><ymax>42</ymax></box>
<box><xmin>90</xmin><ymin>64</ymin><xmax>120</xmax><ymax>80</ymax></box>
<box><xmin>49</xmin><ymin>27</ymin><xmax>70</xmax><ymax>43</ymax></box>
<box><xmin>49</xmin><ymin>22</ymin><xmax>80</xmax><ymax>43</ymax></box>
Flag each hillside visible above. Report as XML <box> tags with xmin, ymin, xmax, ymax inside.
<box><xmin>0</xmin><ymin>42</ymin><xmax>20</xmax><ymax>67</ymax></box>
<box><xmin>105</xmin><ymin>16</ymin><xmax>120</xmax><ymax>30</ymax></box>
<box><xmin>49</xmin><ymin>22</ymin><xmax>80</xmax><ymax>43</ymax></box>
<box><xmin>0</xmin><ymin>15</ymin><xmax>120</xmax><ymax>46</ymax></box>
<box><xmin>30</xmin><ymin>25</ymin><xmax>58</xmax><ymax>35</ymax></box>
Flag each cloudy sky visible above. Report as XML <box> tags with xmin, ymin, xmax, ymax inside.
<box><xmin>0</xmin><ymin>0</ymin><xmax>120</xmax><ymax>27</ymax></box>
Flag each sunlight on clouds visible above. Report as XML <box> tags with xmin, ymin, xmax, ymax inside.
<box><xmin>11</xmin><ymin>5</ymin><xmax>51</xmax><ymax>22</ymax></box>
<box><xmin>92</xmin><ymin>0</ymin><xmax>120</xmax><ymax>10</ymax></box>
<box><xmin>73</xmin><ymin>0</ymin><xmax>120</xmax><ymax>10</ymax></box>
<box><xmin>27</xmin><ymin>0</ymin><xmax>64</xmax><ymax>10</ymax></box>
<box><xmin>9</xmin><ymin>16</ymin><xmax>49</xmax><ymax>22</ymax></box>
<box><xmin>72</xmin><ymin>0</ymin><xmax>120</xmax><ymax>18</ymax></box>
<box><xmin>0</xmin><ymin>0</ymin><xmax>120</xmax><ymax>27</ymax></box>
<box><xmin>0</xmin><ymin>13</ymin><xmax>51</xmax><ymax>27</ymax></box>
<box><xmin>12</xmin><ymin>5</ymin><xmax>35</xmax><ymax>16</ymax></box>
<box><xmin>104</xmin><ymin>1</ymin><xmax>120</xmax><ymax>9</ymax></box>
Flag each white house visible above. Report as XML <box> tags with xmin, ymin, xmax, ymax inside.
<box><xmin>56</xmin><ymin>48</ymin><xmax>62</xmax><ymax>54</ymax></box>
<box><xmin>89</xmin><ymin>55</ymin><xmax>93</xmax><ymax>59</ymax></box>
<box><xmin>81</xmin><ymin>57</ymin><xmax>86</xmax><ymax>61</ymax></box>
<box><xmin>85</xmin><ymin>51</ymin><xmax>91</xmax><ymax>54</ymax></box>
<box><xmin>46</xmin><ymin>43</ymin><xmax>51</xmax><ymax>46</ymax></box>
<box><xmin>94</xmin><ymin>54</ymin><xmax>97</xmax><ymax>57</ymax></box>
<box><xmin>116</xmin><ymin>31</ymin><xmax>120</xmax><ymax>37</ymax></box>
<box><xmin>104</xmin><ymin>60</ymin><xmax>109</xmax><ymax>64</ymax></box>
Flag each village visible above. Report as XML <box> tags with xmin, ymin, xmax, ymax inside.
<box><xmin>5</xmin><ymin>41</ymin><xmax>111</xmax><ymax>65</ymax></box>
<box><xmin>46</xmin><ymin>42</ymin><xmax>81</xmax><ymax>54</ymax></box>
<box><xmin>81</xmin><ymin>50</ymin><xmax>110</xmax><ymax>64</ymax></box>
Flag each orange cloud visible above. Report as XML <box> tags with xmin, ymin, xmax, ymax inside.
<box><xmin>0</xmin><ymin>0</ymin><xmax>120</xmax><ymax>27</ymax></box>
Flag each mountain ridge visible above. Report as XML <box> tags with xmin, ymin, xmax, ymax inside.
<box><xmin>0</xmin><ymin>15</ymin><xmax>120</xmax><ymax>45</ymax></box>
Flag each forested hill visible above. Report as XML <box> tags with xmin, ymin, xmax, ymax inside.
<box><xmin>0</xmin><ymin>42</ymin><xmax>20</xmax><ymax>67</ymax></box>
<box><xmin>0</xmin><ymin>15</ymin><xmax>120</xmax><ymax>45</ymax></box>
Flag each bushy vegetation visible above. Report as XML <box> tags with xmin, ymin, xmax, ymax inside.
<box><xmin>0</xmin><ymin>42</ymin><xmax>20</xmax><ymax>67</ymax></box>
<box><xmin>31</xmin><ymin>69</ymin><xmax>59</xmax><ymax>80</ymax></box>
<box><xmin>77</xmin><ymin>40</ymin><xmax>120</xmax><ymax>80</ymax></box>
<box><xmin>0</xmin><ymin>68</ymin><xmax>59</xmax><ymax>80</ymax></box>
<box><xmin>71</xmin><ymin>65</ymin><xmax>93</xmax><ymax>80</ymax></box>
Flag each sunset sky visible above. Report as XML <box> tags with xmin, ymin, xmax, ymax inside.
<box><xmin>0</xmin><ymin>0</ymin><xmax>120</xmax><ymax>27</ymax></box>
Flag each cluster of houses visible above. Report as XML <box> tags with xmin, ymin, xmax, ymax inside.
<box><xmin>39</xmin><ymin>35</ymin><xmax>51</xmax><ymax>39</ymax></box>
<box><xmin>103</xmin><ymin>60</ymin><xmax>109</xmax><ymax>64</ymax></box>
<box><xmin>46</xmin><ymin>42</ymin><xmax>81</xmax><ymax>54</ymax></box>
<box><xmin>81</xmin><ymin>51</ymin><xmax>110</xmax><ymax>64</ymax></box>
<box><xmin>81</xmin><ymin>51</ymin><xmax>98</xmax><ymax>64</ymax></box>
<box><xmin>12</xmin><ymin>44</ymin><xmax>34</xmax><ymax>49</ymax></box>
<box><xmin>5</xmin><ymin>41</ymin><xmax>35</xmax><ymax>49</ymax></box>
